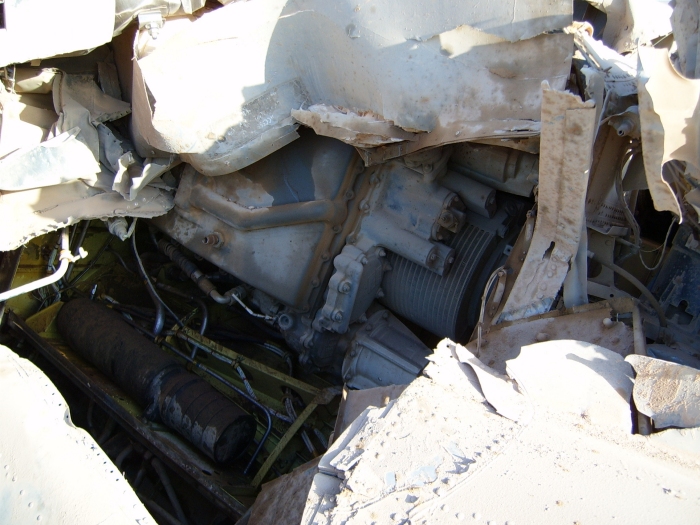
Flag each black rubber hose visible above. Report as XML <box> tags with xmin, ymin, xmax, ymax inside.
<box><xmin>132</xmin><ymin>230</ymin><xmax>167</xmax><ymax>336</ymax></box>
<box><xmin>155</xmin><ymin>282</ymin><xmax>209</xmax><ymax>336</ymax></box>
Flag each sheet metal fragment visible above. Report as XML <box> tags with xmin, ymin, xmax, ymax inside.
<box><xmin>131</xmin><ymin>0</ymin><xmax>573</xmax><ymax>174</ymax></box>
<box><xmin>0</xmin><ymin>128</ymin><xmax>101</xmax><ymax>191</ymax></box>
<box><xmin>626</xmin><ymin>354</ymin><xmax>700</xmax><ymax>429</ymax></box>
<box><xmin>507</xmin><ymin>339</ymin><xmax>634</xmax><ymax>432</ymax></box>
<box><xmin>497</xmin><ymin>82</ymin><xmax>597</xmax><ymax>322</ymax></box>
<box><xmin>0</xmin><ymin>0</ymin><xmax>115</xmax><ymax>67</ymax></box>
<box><xmin>638</xmin><ymin>47</ymin><xmax>700</xmax><ymax>217</ymax></box>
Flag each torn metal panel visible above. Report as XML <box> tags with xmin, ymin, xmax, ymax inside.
<box><xmin>291</xmin><ymin>105</ymin><xmax>417</xmax><ymax>147</ymax></box>
<box><xmin>447</xmin><ymin>340</ymin><xmax>529</xmax><ymax>423</ymax></box>
<box><xmin>496</xmin><ymin>83</ymin><xmax>597</xmax><ymax>323</ymax></box>
<box><xmin>0</xmin><ymin>128</ymin><xmax>101</xmax><ymax>191</ymax></box>
<box><xmin>638</xmin><ymin>47</ymin><xmax>700</xmax><ymax>217</ymax></box>
<box><xmin>571</xmin><ymin>24</ymin><xmax>638</xmax><ymax>96</ymax></box>
<box><xmin>0</xmin><ymin>345</ymin><xmax>157</xmax><ymax>525</ymax></box>
<box><xmin>55</xmin><ymin>74</ymin><xmax>131</xmax><ymax>125</ymax></box>
<box><xmin>626</xmin><ymin>355</ymin><xmax>700</xmax><ymax>429</ymax></box>
<box><xmin>507</xmin><ymin>339</ymin><xmax>634</xmax><ymax>432</ymax></box>
<box><xmin>473</xmin><ymin>301</ymin><xmax>636</xmax><ymax>374</ymax></box>
<box><xmin>585</xmin><ymin>0</ymin><xmax>672</xmax><ymax>53</ymax></box>
<box><xmin>126</xmin><ymin>155</ymin><xmax>181</xmax><ymax>201</ymax></box>
<box><xmin>0</xmin><ymin>0</ymin><xmax>116</xmax><ymax>68</ymax></box>
<box><xmin>332</xmin><ymin>384</ymin><xmax>406</xmax><ymax>442</ymax></box>
<box><xmin>248</xmin><ymin>458</ymin><xmax>321</xmax><ymax>525</ymax></box>
<box><xmin>12</xmin><ymin>68</ymin><xmax>57</xmax><ymax>94</ymax></box>
<box><xmin>131</xmin><ymin>0</ymin><xmax>573</xmax><ymax>175</ymax></box>
<box><xmin>0</xmin><ymin>182</ymin><xmax>173</xmax><ymax>251</ymax></box>
<box><xmin>298</xmin><ymin>0</ymin><xmax>572</xmax><ymax>44</ymax></box>
<box><xmin>670</xmin><ymin>0</ymin><xmax>700</xmax><ymax>79</ymax></box>
<box><xmin>0</xmin><ymin>90</ymin><xmax>57</xmax><ymax>158</ymax></box>
<box><xmin>304</xmin><ymin>337</ymin><xmax>700</xmax><ymax>525</ymax></box>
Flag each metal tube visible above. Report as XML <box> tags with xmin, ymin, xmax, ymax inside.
<box><xmin>632</xmin><ymin>303</ymin><xmax>652</xmax><ymax>436</ymax></box>
<box><xmin>190</xmin><ymin>184</ymin><xmax>342</xmax><ymax>231</ymax></box>
<box><xmin>155</xmin><ymin>282</ymin><xmax>209</xmax><ymax>336</ymax></box>
<box><xmin>132</xmin><ymin>222</ymin><xmax>178</xmax><ymax>334</ymax></box>
<box><xmin>139</xmin><ymin>496</ymin><xmax>183</xmax><ymax>525</ymax></box>
<box><xmin>151</xmin><ymin>458</ymin><xmax>189</xmax><ymax>525</ymax></box>
<box><xmin>590</xmin><ymin>254</ymin><xmax>667</xmax><ymax>327</ymax></box>
<box><xmin>0</xmin><ymin>230</ymin><xmax>77</xmax><ymax>303</ymax></box>
<box><xmin>172</xmin><ymin>332</ymin><xmax>293</xmax><ymax>423</ymax></box>
<box><xmin>115</xmin><ymin>443</ymin><xmax>134</xmax><ymax>470</ymax></box>
<box><xmin>65</xmin><ymin>220</ymin><xmax>90</xmax><ymax>281</ymax></box>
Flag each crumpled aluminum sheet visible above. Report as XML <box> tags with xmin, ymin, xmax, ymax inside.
<box><xmin>638</xmin><ymin>47</ymin><xmax>700</xmax><ymax>218</ymax></box>
<box><xmin>0</xmin><ymin>181</ymin><xmax>173</xmax><ymax>251</ymax></box>
<box><xmin>131</xmin><ymin>0</ymin><xmax>573</xmax><ymax>176</ymax></box>
<box><xmin>0</xmin><ymin>0</ymin><xmax>115</xmax><ymax>68</ymax></box>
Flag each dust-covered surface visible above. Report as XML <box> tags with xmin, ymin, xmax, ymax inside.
<box><xmin>248</xmin><ymin>458</ymin><xmax>321</xmax><ymax>525</ymax></box>
<box><xmin>130</xmin><ymin>0</ymin><xmax>574</xmax><ymax>175</ymax></box>
<box><xmin>301</xmin><ymin>340</ymin><xmax>700</xmax><ymax>524</ymax></box>
<box><xmin>496</xmin><ymin>83</ymin><xmax>597</xmax><ymax>322</ymax></box>
<box><xmin>472</xmin><ymin>305</ymin><xmax>635</xmax><ymax>373</ymax></box>
<box><xmin>626</xmin><ymin>355</ymin><xmax>700</xmax><ymax>429</ymax></box>
<box><xmin>638</xmin><ymin>47</ymin><xmax>700</xmax><ymax>216</ymax></box>
<box><xmin>0</xmin><ymin>0</ymin><xmax>115</xmax><ymax>68</ymax></box>
<box><xmin>0</xmin><ymin>345</ymin><xmax>156</xmax><ymax>525</ymax></box>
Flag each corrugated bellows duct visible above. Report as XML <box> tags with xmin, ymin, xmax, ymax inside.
<box><xmin>57</xmin><ymin>298</ymin><xmax>256</xmax><ymax>464</ymax></box>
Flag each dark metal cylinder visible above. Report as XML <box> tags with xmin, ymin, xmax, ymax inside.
<box><xmin>57</xmin><ymin>298</ymin><xmax>256</xmax><ymax>464</ymax></box>
<box><xmin>380</xmin><ymin>219</ymin><xmax>508</xmax><ymax>342</ymax></box>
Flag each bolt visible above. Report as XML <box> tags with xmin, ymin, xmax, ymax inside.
<box><xmin>333</xmin><ymin>311</ymin><xmax>344</xmax><ymax>322</ymax></box>
<box><xmin>376</xmin><ymin>288</ymin><xmax>385</xmax><ymax>298</ymax></box>
<box><xmin>202</xmin><ymin>233</ymin><xmax>223</xmax><ymax>247</ymax></box>
<box><xmin>429</xmin><ymin>253</ymin><xmax>438</xmax><ymax>262</ymax></box>
<box><xmin>536</xmin><ymin>332</ymin><xmax>549</xmax><ymax>342</ymax></box>
<box><xmin>321</xmin><ymin>252</ymin><xmax>330</xmax><ymax>261</ymax></box>
<box><xmin>332</xmin><ymin>225</ymin><xmax>342</xmax><ymax>233</ymax></box>
<box><xmin>339</xmin><ymin>281</ymin><xmax>352</xmax><ymax>293</ymax></box>
<box><xmin>360</xmin><ymin>202</ymin><xmax>370</xmax><ymax>211</ymax></box>
<box><xmin>602</xmin><ymin>317</ymin><xmax>615</xmax><ymax>328</ymax></box>
<box><xmin>447</xmin><ymin>257</ymin><xmax>455</xmax><ymax>264</ymax></box>
<box><xmin>311</xmin><ymin>278</ymin><xmax>320</xmax><ymax>287</ymax></box>
<box><xmin>345</xmin><ymin>190</ymin><xmax>354</xmax><ymax>199</ymax></box>
<box><xmin>378</xmin><ymin>249</ymin><xmax>386</xmax><ymax>257</ymax></box>
<box><xmin>361</xmin><ymin>257</ymin><xmax>368</xmax><ymax>265</ymax></box>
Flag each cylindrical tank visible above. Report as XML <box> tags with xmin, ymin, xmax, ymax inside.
<box><xmin>57</xmin><ymin>298</ymin><xmax>256</xmax><ymax>464</ymax></box>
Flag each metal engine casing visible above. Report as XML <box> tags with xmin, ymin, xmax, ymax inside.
<box><xmin>153</xmin><ymin>131</ymin><xmax>525</xmax><ymax>381</ymax></box>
